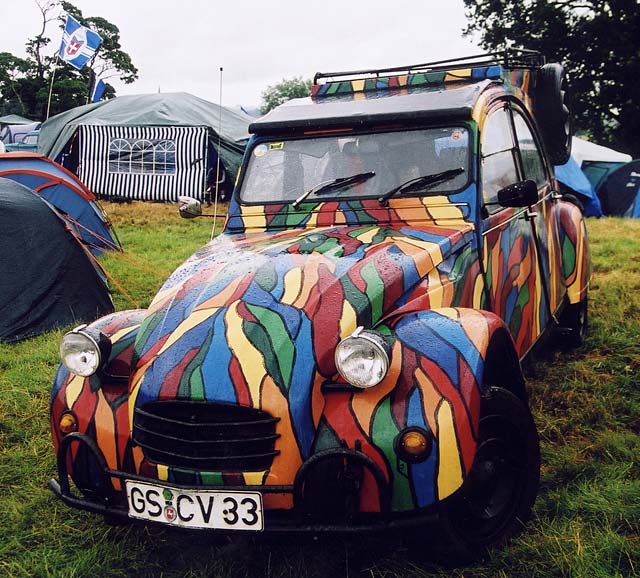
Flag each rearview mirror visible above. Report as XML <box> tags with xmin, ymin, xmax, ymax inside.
<box><xmin>497</xmin><ymin>180</ymin><xmax>538</xmax><ymax>208</ymax></box>
<box><xmin>178</xmin><ymin>196</ymin><xmax>202</xmax><ymax>219</ymax></box>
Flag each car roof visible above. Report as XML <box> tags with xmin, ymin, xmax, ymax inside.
<box><xmin>250</xmin><ymin>51</ymin><xmax>546</xmax><ymax>136</ymax></box>
<box><xmin>250</xmin><ymin>80</ymin><xmax>494</xmax><ymax>135</ymax></box>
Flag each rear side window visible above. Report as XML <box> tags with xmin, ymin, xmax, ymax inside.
<box><xmin>513</xmin><ymin>113</ymin><xmax>547</xmax><ymax>187</ymax></box>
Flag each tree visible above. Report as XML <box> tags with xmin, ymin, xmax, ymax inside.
<box><xmin>261</xmin><ymin>77</ymin><xmax>312</xmax><ymax>114</ymax></box>
<box><xmin>462</xmin><ymin>0</ymin><xmax>640</xmax><ymax>157</ymax></box>
<box><xmin>0</xmin><ymin>0</ymin><xmax>137</xmax><ymax>120</ymax></box>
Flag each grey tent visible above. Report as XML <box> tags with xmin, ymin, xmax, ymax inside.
<box><xmin>38</xmin><ymin>93</ymin><xmax>250</xmax><ymax>202</ymax></box>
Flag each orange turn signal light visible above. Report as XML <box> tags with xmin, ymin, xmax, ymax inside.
<box><xmin>396</xmin><ymin>428</ymin><xmax>432</xmax><ymax>463</ymax></box>
<box><xmin>59</xmin><ymin>412</ymin><xmax>78</xmax><ymax>435</ymax></box>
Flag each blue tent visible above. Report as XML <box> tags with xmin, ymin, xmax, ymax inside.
<box><xmin>597</xmin><ymin>160</ymin><xmax>640</xmax><ymax>217</ymax></box>
<box><xmin>0</xmin><ymin>152</ymin><xmax>120</xmax><ymax>254</ymax></box>
<box><xmin>555</xmin><ymin>155</ymin><xmax>603</xmax><ymax>217</ymax></box>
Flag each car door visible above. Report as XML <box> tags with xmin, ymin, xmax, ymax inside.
<box><xmin>511</xmin><ymin>107</ymin><xmax>566</xmax><ymax>318</ymax></box>
<box><xmin>479</xmin><ymin>101</ymin><xmax>550</xmax><ymax>357</ymax></box>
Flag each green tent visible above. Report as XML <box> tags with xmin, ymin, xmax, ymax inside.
<box><xmin>0</xmin><ymin>114</ymin><xmax>36</xmax><ymax>125</ymax></box>
<box><xmin>38</xmin><ymin>93</ymin><xmax>251</xmax><ymax>202</ymax></box>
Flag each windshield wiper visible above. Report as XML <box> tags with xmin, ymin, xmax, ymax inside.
<box><xmin>378</xmin><ymin>167</ymin><xmax>465</xmax><ymax>206</ymax></box>
<box><xmin>292</xmin><ymin>171</ymin><xmax>376</xmax><ymax>209</ymax></box>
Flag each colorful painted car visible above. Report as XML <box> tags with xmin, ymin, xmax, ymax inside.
<box><xmin>49</xmin><ymin>51</ymin><xmax>589</xmax><ymax>561</ymax></box>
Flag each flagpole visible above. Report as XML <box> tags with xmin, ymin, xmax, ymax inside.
<box><xmin>45</xmin><ymin>60</ymin><xmax>58</xmax><ymax>120</ymax></box>
<box><xmin>211</xmin><ymin>66</ymin><xmax>224</xmax><ymax>240</ymax></box>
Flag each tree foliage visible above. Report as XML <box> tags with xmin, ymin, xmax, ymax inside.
<box><xmin>0</xmin><ymin>0</ymin><xmax>137</xmax><ymax>120</ymax></box>
<box><xmin>261</xmin><ymin>77</ymin><xmax>312</xmax><ymax>114</ymax></box>
<box><xmin>463</xmin><ymin>0</ymin><xmax>640</xmax><ymax>157</ymax></box>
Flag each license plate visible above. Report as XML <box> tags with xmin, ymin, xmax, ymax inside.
<box><xmin>125</xmin><ymin>480</ymin><xmax>263</xmax><ymax>531</ymax></box>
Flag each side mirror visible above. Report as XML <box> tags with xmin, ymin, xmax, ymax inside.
<box><xmin>178</xmin><ymin>196</ymin><xmax>202</xmax><ymax>219</ymax></box>
<box><xmin>497</xmin><ymin>180</ymin><xmax>538</xmax><ymax>208</ymax></box>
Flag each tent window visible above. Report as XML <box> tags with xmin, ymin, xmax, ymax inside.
<box><xmin>154</xmin><ymin>140</ymin><xmax>176</xmax><ymax>174</ymax></box>
<box><xmin>108</xmin><ymin>139</ymin><xmax>132</xmax><ymax>173</ymax></box>
<box><xmin>108</xmin><ymin>138</ymin><xmax>177</xmax><ymax>175</ymax></box>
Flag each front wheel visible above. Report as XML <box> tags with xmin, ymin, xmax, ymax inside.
<box><xmin>409</xmin><ymin>387</ymin><xmax>540</xmax><ymax>564</ymax></box>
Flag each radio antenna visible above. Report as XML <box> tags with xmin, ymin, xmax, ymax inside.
<box><xmin>211</xmin><ymin>66</ymin><xmax>224</xmax><ymax>240</ymax></box>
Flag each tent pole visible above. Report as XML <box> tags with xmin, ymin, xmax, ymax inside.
<box><xmin>211</xmin><ymin>66</ymin><xmax>224</xmax><ymax>240</ymax></box>
<box><xmin>46</xmin><ymin>62</ymin><xmax>58</xmax><ymax>120</ymax></box>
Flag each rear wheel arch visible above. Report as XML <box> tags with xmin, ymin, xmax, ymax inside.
<box><xmin>482</xmin><ymin>327</ymin><xmax>527</xmax><ymax>402</ymax></box>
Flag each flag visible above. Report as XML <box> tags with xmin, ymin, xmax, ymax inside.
<box><xmin>91</xmin><ymin>78</ymin><xmax>106</xmax><ymax>102</ymax></box>
<box><xmin>58</xmin><ymin>14</ymin><xmax>102</xmax><ymax>70</ymax></box>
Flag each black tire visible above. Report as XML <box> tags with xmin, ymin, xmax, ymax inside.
<box><xmin>408</xmin><ymin>387</ymin><xmax>540</xmax><ymax>564</ymax></box>
<box><xmin>535</xmin><ymin>63</ymin><xmax>572</xmax><ymax>165</ymax></box>
<box><xmin>558</xmin><ymin>296</ymin><xmax>588</xmax><ymax>348</ymax></box>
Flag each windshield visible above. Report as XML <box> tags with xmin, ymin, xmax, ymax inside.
<box><xmin>239</xmin><ymin>127</ymin><xmax>470</xmax><ymax>204</ymax></box>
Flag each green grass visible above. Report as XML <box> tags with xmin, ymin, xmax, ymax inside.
<box><xmin>1</xmin><ymin>207</ymin><xmax>639</xmax><ymax>577</ymax></box>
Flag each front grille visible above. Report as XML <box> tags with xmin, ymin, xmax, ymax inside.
<box><xmin>133</xmin><ymin>401</ymin><xmax>280</xmax><ymax>472</ymax></box>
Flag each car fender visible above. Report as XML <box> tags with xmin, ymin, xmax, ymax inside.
<box><xmin>556</xmin><ymin>198</ymin><xmax>590</xmax><ymax>304</ymax></box>
<box><xmin>50</xmin><ymin>309</ymin><xmax>146</xmax><ymax>484</ymax></box>
<box><xmin>384</xmin><ymin>306</ymin><xmax>525</xmax><ymax>505</ymax></box>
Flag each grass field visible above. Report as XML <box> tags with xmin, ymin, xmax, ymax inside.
<box><xmin>1</xmin><ymin>203</ymin><xmax>638</xmax><ymax>578</ymax></box>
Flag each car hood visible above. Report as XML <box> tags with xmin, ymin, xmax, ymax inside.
<box><xmin>129</xmin><ymin>223</ymin><xmax>474</xmax><ymax>414</ymax></box>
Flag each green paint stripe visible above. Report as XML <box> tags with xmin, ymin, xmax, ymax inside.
<box><xmin>360</xmin><ymin>261</ymin><xmax>385</xmax><ymax>322</ymax></box>
<box><xmin>247</xmin><ymin>305</ymin><xmax>295</xmax><ymax>389</ymax></box>
<box><xmin>200</xmin><ymin>471</ymin><xmax>225</xmax><ymax>485</ymax></box>
<box><xmin>371</xmin><ymin>397</ymin><xmax>414</xmax><ymax>511</ymax></box>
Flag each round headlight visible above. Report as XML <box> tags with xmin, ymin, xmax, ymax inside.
<box><xmin>59</xmin><ymin>328</ymin><xmax>103</xmax><ymax>377</ymax></box>
<box><xmin>335</xmin><ymin>327</ymin><xmax>389</xmax><ymax>388</ymax></box>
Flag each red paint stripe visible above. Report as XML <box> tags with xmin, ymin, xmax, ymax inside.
<box><xmin>229</xmin><ymin>355</ymin><xmax>251</xmax><ymax>406</ymax></box>
<box><xmin>159</xmin><ymin>348</ymin><xmax>199</xmax><ymax>399</ymax></box>
<box><xmin>419</xmin><ymin>356</ymin><xmax>476</xmax><ymax>475</ymax></box>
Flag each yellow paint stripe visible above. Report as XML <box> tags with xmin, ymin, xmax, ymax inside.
<box><xmin>355</xmin><ymin>227</ymin><xmax>380</xmax><ymax>245</ymax></box>
<box><xmin>243</xmin><ymin>471</ymin><xmax>267</xmax><ymax>485</ymax></box>
<box><xmin>458</xmin><ymin>309</ymin><xmax>490</xmax><ymax>354</ymax></box>
<box><xmin>95</xmin><ymin>391</ymin><xmax>117</xmax><ymax>470</ymax></box>
<box><xmin>195</xmin><ymin>277</ymin><xmax>243</xmax><ymax>310</ymax></box>
<box><xmin>425</xmin><ymin>270</ymin><xmax>445</xmax><ymax>309</ymax></box>
<box><xmin>445</xmin><ymin>68</ymin><xmax>471</xmax><ymax>81</ymax></box>
<box><xmin>281</xmin><ymin>268</ymin><xmax>303</xmax><ymax>305</ymax></box>
<box><xmin>157</xmin><ymin>464</ymin><xmax>169</xmax><ymax>481</ymax></box>
<box><xmin>110</xmin><ymin>324</ymin><xmax>141</xmax><ymax>344</ymax></box>
<box><xmin>352</xmin><ymin>79</ymin><xmax>365</xmax><ymax>92</ymax></box>
<box><xmin>436</xmin><ymin>399</ymin><xmax>464</xmax><ymax>499</ymax></box>
<box><xmin>414</xmin><ymin>368</ymin><xmax>441</xmax><ymax>435</ymax></box>
<box><xmin>65</xmin><ymin>375</ymin><xmax>86</xmax><ymax>408</ymax></box>
<box><xmin>225</xmin><ymin>303</ymin><xmax>266</xmax><ymax>406</ymax></box>
<box><xmin>472</xmin><ymin>273</ymin><xmax>484</xmax><ymax>309</ymax></box>
<box><xmin>339</xmin><ymin>299</ymin><xmax>358</xmax><ymax>339</ymax></box>
<box><xmin>157</xmin><ymin>308</ymin><xmax>220</xmax><ymax>356</ymax></box>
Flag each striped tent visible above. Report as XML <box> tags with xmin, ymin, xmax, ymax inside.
<box><xmin>38</xmin><ymin>93</ymin><xmax>250</xmax><ymax>202</ymax></box>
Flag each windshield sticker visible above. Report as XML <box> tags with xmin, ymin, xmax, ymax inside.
<box><xmin>253</xmin><ymin>144</ymin><xmax>268</xmax><ymax>157</ymax></box>
<box><xmin>269</xmin><ymin>142</ymin><xmax>284</xmax><ymax>151</ymax></box>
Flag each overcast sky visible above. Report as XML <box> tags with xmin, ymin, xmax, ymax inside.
<box><xmin>1</xmin><ymin>1</ymin><xmax>482</xmax><ymax>108</ymax></box>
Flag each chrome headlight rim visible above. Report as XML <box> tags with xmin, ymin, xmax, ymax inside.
<box><xmin>59</xmin><ymin>324</ymin><xmax>111</xmax><ymax>377</ymax></box>
<box><xmin>335</xmin><ymin>326</ymin><xmax>390</xmax><ymax>389</ymax></box>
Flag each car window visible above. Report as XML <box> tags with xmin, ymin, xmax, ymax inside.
<box><xmin>481</xmin><ymin>108</ymin><xmax>519</xmax><ymax>209</ymax></box>
<box><xmin>239</xmin><ymin>127</ymin><xmax>470</xmax><ymax>204</ymax></box>
<box><xmin>513</xmin><ymin>113</ymin><xmax>547</xmax><ymax>187</ymax></box>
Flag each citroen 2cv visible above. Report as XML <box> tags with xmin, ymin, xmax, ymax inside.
<box><xmin>50</xmin><ymin>50</ymin><xmax>589</xmax><ymax>561</ymax></box>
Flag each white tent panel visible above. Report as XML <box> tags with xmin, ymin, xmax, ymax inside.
<box><xmin>572</xmin><ymin>137</ymin><xmax>632</xmax><ymax>165</ymax></box>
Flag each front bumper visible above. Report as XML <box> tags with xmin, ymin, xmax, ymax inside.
<box><xmin>50</xmin><ymin>433</ymin><xmax>439</xmax><ymax>533</ymax></box>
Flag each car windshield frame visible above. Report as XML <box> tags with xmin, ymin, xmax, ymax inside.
<box><xmin>237</xmin><ymin>125</ymin><xmax>472</xmax><ymax>206</ymax></box>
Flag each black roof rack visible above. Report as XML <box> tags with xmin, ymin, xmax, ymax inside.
<box><xmin>313</xmin><ymin>49</ymin><xmax>545</xmax><ymax>85</ymax></box>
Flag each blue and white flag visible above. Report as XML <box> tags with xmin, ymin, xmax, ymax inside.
<box><xmin>91</xmin><ymin>78</ymin><xmax>106</xmax><ymax>102</ymax></box>
<box><xmin>58</xmin><ymin>14</ymin><xmax>102</xmax><ymax>70</ymax></box>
